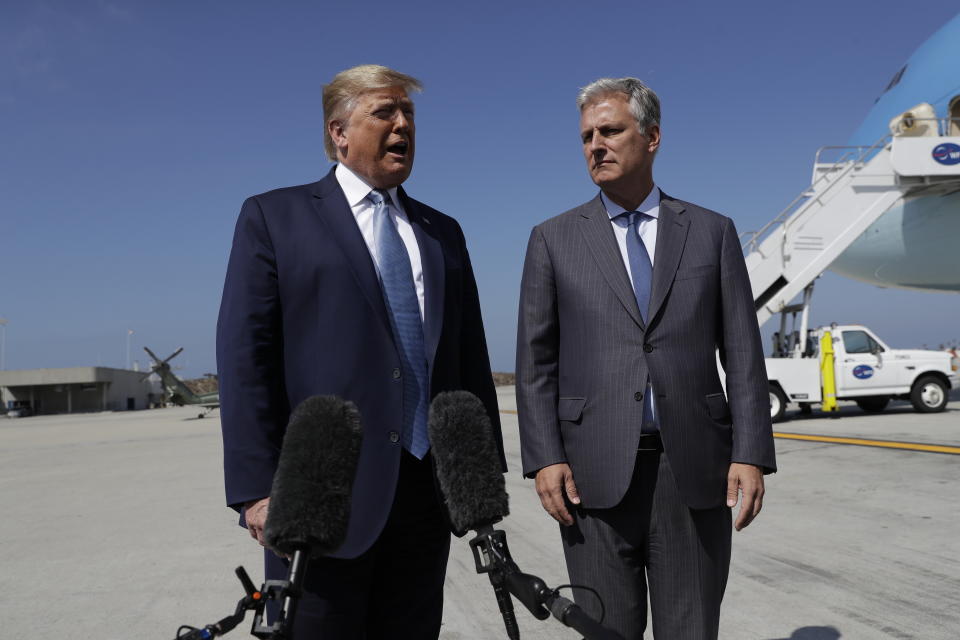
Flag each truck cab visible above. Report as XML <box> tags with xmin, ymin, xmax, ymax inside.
<box><xmin>765</xmin><ymin>324</ymin><xmax>958</xmax><ymax>421</ymax></box>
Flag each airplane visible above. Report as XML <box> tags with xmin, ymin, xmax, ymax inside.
<box><xmin>743</xmin><ymin>12</ymin><xmax>960</xmax><ymax>338</ymax></box>
<box><xmin>824</xmin><ymin>12</ymin><xmax>960</xmax><ymax>292</ymax></box>
<box><xmin>143</xmin><ymin>346</ymin><xmax>220</xmax><ymax>418</ymax></box>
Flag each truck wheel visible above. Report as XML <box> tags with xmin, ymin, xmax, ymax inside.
<box><xmin>769</xmin><ymin>385</ymin><xmax>787</xmax><ymax>422</ymax></box>
<box><xmin>910</xmin><ymin>376</ymin><xmax>948</xmax><ymax>413</ymax></box>
<box><xmin>856</xmin><ymin>397</ymin><xmax>889</xmax><ymax>413</ymax></box>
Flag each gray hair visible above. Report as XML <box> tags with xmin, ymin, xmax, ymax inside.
<box><xmin>576</xmin><ymin>77</ymin><xmax>661</xmax><ymax>135</ymax></box>
<box><xmin>322</xmin><ymin>64</ymin><xmax>423</xmax><ymax>161</ymax></box>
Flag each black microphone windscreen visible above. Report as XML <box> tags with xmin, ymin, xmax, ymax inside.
<box><xmin>264</xmin><ymin>395</ymin><xmax>362</xmax><ymax>557</ymax></box>
<box><xmin>428</xmin><ymin>391</ymin><xmax>508</xmax><ymax>536</ymax></box>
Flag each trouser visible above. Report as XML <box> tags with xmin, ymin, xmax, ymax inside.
<box><xmin>561</xmin><ymin>449</ymin><xmax>731</xmax><ymax>640</ymax></box>
<box><xmin>265</xmin><ymin>450</ymin><xmax>451</xmax><ymax>639</ymax></box>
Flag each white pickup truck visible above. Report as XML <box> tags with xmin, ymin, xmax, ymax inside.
<box><xmin>765</xmin><ymin>324</ymin><xmax>959</xmax><ymax>421</ymax></box>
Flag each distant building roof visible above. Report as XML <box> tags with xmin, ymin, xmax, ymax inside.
<box><xmin>0</xmin><ymin>367</ymin><xmax>146</xmax><ymax>386</ymax></box>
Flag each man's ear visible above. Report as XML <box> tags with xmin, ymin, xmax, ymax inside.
<box><xmin>646</xmin><ymin>124</ymin><xmax>661</xmax><ymax>153</ymax></box>
<box><xmin>328</xmin><ymin>119</ymin><xmax>348</xmax><ymax>158</ymax></box>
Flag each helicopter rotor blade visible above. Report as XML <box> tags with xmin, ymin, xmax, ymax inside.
<box><xmin>161</xmin><ymin>347</ymin><xmax>185</xmax><ymax>366</ymax></box>
<box><xmin>143</xmin><ymin>346</ymin><xmax>162</xmax><ymax>365</ymax></box>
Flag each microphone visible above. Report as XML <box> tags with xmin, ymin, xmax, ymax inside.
<box><xmin>259</xmin><ymin>395</ymin><xmax>364</xmax><ymax>636</ymax></box>
<box><xmin>429</xmin><ymin>391</ymin><xmax>624</xmax><ymax>640</ymax></box>
<box><xmin>264</xmin><ymin>395</ymin><xmax>363</xmax><ymax>556</ymax></box>
<box><xmin>174</xmin><ymin>395</ymin><xmax>363</xmax><ymax>640</ymax></box>
<box><xmin>429</xmin><ymin>391</ymin><xmax>517</xmax><ymax>638</ymax></box>
<box><xmin>428</xmin><ymin>390</ymin><xmax>509</xmax><ymax>536</ymax></box>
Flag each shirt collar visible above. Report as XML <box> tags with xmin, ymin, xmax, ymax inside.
<box><xmin>601</xmin><ymin>184</ymin><xmax>660</xmax><ymax>220</ymax></box>
<box><xmin>335</xmin><ymin>163</ymin><xmax>402</xmax><ymax>209</ymax></box>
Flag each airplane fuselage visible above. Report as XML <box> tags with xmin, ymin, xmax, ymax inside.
<box><xmin>829</xmin><ymin>13</ymin><xmax>960</xmax><ymax>293</ymax></box>
<box><xmin>831</xmin><ymin>191</ymin><xmax>960</xmax><ymax>291</ymax></box>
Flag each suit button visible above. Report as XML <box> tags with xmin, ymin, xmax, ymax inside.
<box><xmin>634</xmin><ymin>391</ymin><xmax>643</xmax><ymax>401</ymax></box>
<box><xmin>392</xmin><ymin>368</ymin><xmax>401</xmax><ymax>379</ymax></box>
<box><xmin>388</xmin><ymin>431</ymin><xmax>400</xmax><ymax>443</ymax></box>
<box><xmin>643</xmin><ymin>344</ymin><xmax>654</xmax><ymax>353</ymax></box>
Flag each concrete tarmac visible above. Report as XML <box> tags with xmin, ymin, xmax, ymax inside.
<box><xmin>1</xmin><ymin>387</ymin><xmax>957</xmax><ymax>639</ymax></box>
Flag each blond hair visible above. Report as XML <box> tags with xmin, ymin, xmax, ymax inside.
<box><xmin>322</xmin><ymin>64</ymin><xmax>423</xmax><ymax>161</ymax></box>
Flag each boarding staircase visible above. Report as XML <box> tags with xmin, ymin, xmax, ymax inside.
<box><xmin>742</xmin><ymin>113</ymin><xmax>960</xmax><ymax>333</ymax></box>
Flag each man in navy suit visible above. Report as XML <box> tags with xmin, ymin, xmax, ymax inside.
<box><xmin>216</xmin><ymin>64</ymin><xmax>504</xmax><ymax>639</ymax></box>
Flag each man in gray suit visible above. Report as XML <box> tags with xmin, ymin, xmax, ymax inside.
<box><xmin>516</xmin><ymin>77</ymin><xmax>776</xmax><ymax>639</ymax></box>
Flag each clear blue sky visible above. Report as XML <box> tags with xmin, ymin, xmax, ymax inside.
<box><xmin>2</xmin><ymin>1</ymin><xmax>958</xmax><ymax>376</ymax></box>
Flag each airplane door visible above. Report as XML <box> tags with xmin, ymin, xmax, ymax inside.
<box><xmin>836</xmin><ymin>330</ymin><xmax>897</xmax><ymax>395</ymax></box>
<box><xmin>950</xmin><ymin>96</ymin><xmax>960</xmax><ymax>135</ymax></box>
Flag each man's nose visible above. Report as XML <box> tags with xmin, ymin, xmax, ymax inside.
<box><xmin>591</xmin><ymin>145</ymin><xmax>606</xmax><ymax>161</ymax></box>
<box><xmin>588</xmin><ymin>132</ymin><xmax>604</xmax><ymax>155</ymax></box>
<box><xmin>393</xmin><ymin>111</ymin><xmax>411</xmax><ymax>132</ymax></box>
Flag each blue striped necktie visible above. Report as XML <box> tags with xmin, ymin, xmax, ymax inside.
<box><xmin>368</xmin><ymin>189</ymin><xmax>430</xmax><ymax>458</ymax></box>
<box><xmin>619</xmin><ymin>211</ymin><xmax>658</xmax><ymax>433</ymax></box>
<box><xmin>620</xmin><ymin>211</ymin><xmax>653</xmax><ymax>323</ymax></box>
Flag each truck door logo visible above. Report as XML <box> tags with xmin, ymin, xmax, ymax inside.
<box><xmin>853</xmin><ymin>365</ymin><xmax>874</xmax><ymax>379</ymax></box>
<box><xmin>932</xmin><ymin>143</ymin><xmax>960</xmax><ymax>165</ymax></box>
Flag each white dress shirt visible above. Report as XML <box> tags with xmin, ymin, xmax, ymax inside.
<box><xmin>335</xmin><ymin>163</ymin><xmax>425</xmax><ymax>321</ymax></box>
<box><xmin>601</xmin><ymin>184</ymin><xmax>660</xmax><ymax>281</ymax></box>
<box><xmin>601</xmin><ymin>185</ymin><xmax>661</xmax><ymax>429</ymax></box>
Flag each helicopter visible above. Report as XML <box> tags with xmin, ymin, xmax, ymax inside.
<box><xmin>143</xmin><ymin>346</ymin><xmax>219</xmax><ymax>418</ymax></box>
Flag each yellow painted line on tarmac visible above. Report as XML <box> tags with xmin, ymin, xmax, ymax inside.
<box><xmin>498</xmin><ymin>410</ymin><xmax>960</xmax><ymax>454</ymax></box>
<box><xmin>772</xmin><ymin>432</ymin><xmax>960</xmax><ymax>455</ymax></box>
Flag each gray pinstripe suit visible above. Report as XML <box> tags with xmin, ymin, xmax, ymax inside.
<box><xmin>516</xmin><ymin>191</ymin><xmax>776</xmax><ymax>638</ymax></box>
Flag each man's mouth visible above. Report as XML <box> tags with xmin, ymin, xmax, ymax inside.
<box><xmin>386</xmin><ymin>141</ymin><xmax>409</xmax><ymax>157</ymax></box>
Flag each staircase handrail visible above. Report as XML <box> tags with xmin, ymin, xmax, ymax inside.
<box><xmin>741</xmin><ymin>133</ymin><xmax>892</xmax><ymax>254</ymax></box>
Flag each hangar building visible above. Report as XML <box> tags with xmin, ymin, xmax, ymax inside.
<box><xmin>0</xmin><ymin>367</ymin><xmax>160</xmax><ymax>415</ymax></box>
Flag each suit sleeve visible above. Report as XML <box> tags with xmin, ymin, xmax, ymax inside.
<box><xmin>455</xmin><ymin>223</ymin><xmax>507</xmax><ymax>472</ymax></box>
<box><xmin>718</xmin><ymin>216</ymin><xmax>777</xmax><ymax>473</ymax></box>
<box><xmin>516</xmin><ymin>226</ymin><xmax>566</xmax><ymax>478</ymax></box>
<box><xmin>216</xmin><ymin>196</ymin><xmax>291</xmax><ymax>511</ymax></box>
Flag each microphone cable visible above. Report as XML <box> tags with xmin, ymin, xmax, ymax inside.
<box><xmin>551</xmin><ymin>583</ymin><xmax>607</xmax><ymax>624</ymax></box>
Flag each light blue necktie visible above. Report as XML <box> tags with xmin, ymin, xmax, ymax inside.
<box><xmin>620</xmin><ymin>211</ymin><xmax>658</xmax><ymax>433</ymax></box>
<box><xmin>368</xmin><ymin>189</ymin><xmax>430</xmax><ymax>458</ymax></box>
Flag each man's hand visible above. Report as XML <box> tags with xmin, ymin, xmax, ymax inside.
<box><xmin>244</xmin><ymin>497</ymin><xmax>270</xmax><ymax>545</ymax></box>
<box><xmin>727</xmin><ymin>463</ymin><xmax>764</xmax><ymax>531</ymax></box>
<box><xmin>535</xmin><ymin>463</ymin><xmax>580</xmax><ymax>526</ymax></box>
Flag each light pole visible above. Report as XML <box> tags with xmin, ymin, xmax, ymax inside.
<box><xmin>0</xmin><ymin>318</ymin><xmax>7</xmax><ymax>370</ymax></box>
<box><xmin>126</xmin><ymin>329</ymin><xmax>134</xmax><ymax>370</ymax></box>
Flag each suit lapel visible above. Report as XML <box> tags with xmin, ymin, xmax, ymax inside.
<box><xmin>579</xmin><ymin>194</ymin><xmax>645</xmax><ymax>329</ymax></box>
<box><xmin>397</xmin><ymin>187</ymin><xmax>444</xmax><ymax>376</ymax></box>
<box><xmin>310</xmin><ymin>169</ymin><xmax>394</xmax><ymax>342</ymax></box>
<box><xmin>648</xmin><ymin>194</ymin><xmax>689</xmax><ymax>326</ymax></box>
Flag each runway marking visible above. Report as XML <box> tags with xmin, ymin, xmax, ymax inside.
<box><xmin>771</xmin><ymin>432</ymin><xmax>960</xmax><ymax>455</ymax></box>
<box><xmin>497</xmin><ymin>410</ymin><xmax>960</xmax><ymax>454</ymax></box>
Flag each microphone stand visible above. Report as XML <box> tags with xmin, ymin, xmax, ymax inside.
<box><xmin>469</xmin><ymin>525</ymin><xmax>625</xmax><ymax>640</ymax></box>
<box><xmin>174</xmin><ymin>567</ymin><xmax>264</xmax><ymax>639</ymax></box>
<box><xmin>476</xmin><ymin>527</ymin><xmax>521</xmax><ymax>640</ymax></box>
<box><xmin>174</xmin><ymin>549</ymin><xmax>308</xmax><ymax>640</ymax></box>
<box><xmin>249</xmin><ymin>548</ymin><xmax>307</xmax><ymax>639</ymax></box>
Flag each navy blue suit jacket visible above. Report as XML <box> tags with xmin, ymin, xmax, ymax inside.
<box><xmin>217</xmin><ymin>167</ymin><xmax>504</xmax><ymax>559</ymax></box>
